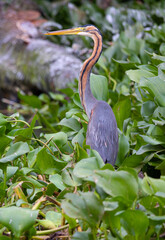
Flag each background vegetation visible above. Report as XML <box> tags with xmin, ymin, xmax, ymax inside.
<box><xmin>0</xmin><ymin>0</ymin><xmax>165</xmax><ymax>239</ymax></box>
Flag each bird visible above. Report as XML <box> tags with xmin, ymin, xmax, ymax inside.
<box><xmin>45</xmin><ymin>25</ymin><xmax>118</xmax><ymax>165</ymax></box>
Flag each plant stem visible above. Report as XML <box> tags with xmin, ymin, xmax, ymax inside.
<box><xmin>35</xmin><ymin>224</ymin><xmax>69</xmax><ymax>235</ymax></box>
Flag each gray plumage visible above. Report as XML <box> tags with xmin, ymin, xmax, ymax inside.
<box><xmin>86</xmin><ymin>100</ymin><xmax>118</xmax><ymax>165</ymax></box>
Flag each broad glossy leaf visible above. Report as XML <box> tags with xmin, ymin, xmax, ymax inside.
<box><xmin>90</xmin><ymin>73</ymin><xmax>109</xmax><ymax>101</ymax></box>
<box><xmin>142</xmin><ymin>175</ymin><xmax>165</xmax><ymax>195</ymax></box>
<box><xmin>35</xmin><ymin>148</ymin><xmax>66</xmax><ymax>174</ymax></box>
<box><xmin>72</xmin><ymin>231</ymin><xmax>93</xmax><ymax>240</ymax></box>
<box><xmin>44</xmin><ymin>132</ymin><xmax>67</xmax><ymax>148</ymax></box>
<box><xmin>0</xmin><ymin>135</ymin><xmax>12</xmax><ymax>157</ymax></box>
<box><xmin>116</xmin><ymin>133</ymin><xmax>129</xmax><ymax>166</ymax></box>
<box><xmin>72</xmin><ymin>129</ymin><xmax>84</xmax><ymax>146</ymax></box>
<box><xmin>62</xmin><ymin>168</ymin><xmax>82</xmax><ymax>187</ymax></box>
<box><xmin>62</xmin><ymin>192</ymin><xmax>104</xmax><ymax>227</ymax></box>
<box><xmin>126</xmin><ymin>69</ymin><xmax>155</xmax><ymax>83</ymax></box>
<box><xmin>94</xmin><ymin>169</ymin><xmax>138</xmax><ymax>205</ymax></box>
<box><xmin>46</xmin><ymin>211</ymin><xmax>61</xmax><ymax>226</ymax></box>
<box><xmin>139</xmin><ymin>76</ymin><xmax>165</xmax><ymax>107</ymax></box>
<box><xmin>141</xmin><ymin>101</ymin><xmax>156</xmax><ymax>117</ymax></box>
<box><xmin>136</xmin><ymin>144</ymin><xmax>162</xmax><ymax>155</ymax></box>
<box><xmin>38</xmin><ymin>211</ymin><xmax>61</xmax><ymax>228</ymax></box>
<box><xmin>59</xmin><ymin>118</ymin><xmax>81</xmax><ymax>132</ymax></box>
<box><xmin>113</xmin><ymin>98</ymin><xmax>131</xmax><ymax>130</ymax></box>
<box><xmin>0</xmin><ymin>166</ymin><xmax>18</xmax><ymax>181</ymax></box>
<box><xmin>0</xmin><ymin>207</ymin><xmax>38</xmax><ymax>238</ymax></box>
<box><xmin>118</xmin><ymin>210</ymin><xmax>149</xmax><ymax>237</ymax></box>
<box><xmin>73</xmin><ymin>157</ymin><xmax>104</xmax><ymax>178</ymax></box>
<box><xmin>121</xmin><ymin>154</ymin><xmax>143</xmax><ymax>168</ymax></box>
<box><xmin>140</xmin><ymin>135</ymin><xmax>165</xmax><ymax>145</ymax></box>
<box><xmin>18</xmin><ymin>92</ymin><xmax>42</xmax><ymax>109</ymax></box>
<box><xmin>49</xmin><ymin>174</ymin><xmax>66</xmax><ymax>190</ymax></box>
<box><xmin>0</xmin><ymin>142</ymin><xmax>30</xmax><ymax>164</ymax></box>
<box><xmin>73</xmin><ymin>93</ymin><xmax>83</xmax><ymax>109</ymax></box>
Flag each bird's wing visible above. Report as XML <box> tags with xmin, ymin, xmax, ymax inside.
<box><xmin>86</xmin><ymin>110</ymin><xmax>118</xmax><ymax>165</ymax></box>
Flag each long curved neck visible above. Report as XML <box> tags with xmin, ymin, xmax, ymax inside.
<box><xmin>79</xmin><ymin>31</ymin><xmax>102</xmax><ymax>118</ymax></box>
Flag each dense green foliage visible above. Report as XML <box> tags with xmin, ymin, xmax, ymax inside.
<box><xmin>0</xmin><ymin>1</ymin><xmax>165</xmax><ymax>239</ymax></box>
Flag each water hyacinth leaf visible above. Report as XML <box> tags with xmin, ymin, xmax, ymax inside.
<box><xmin>0</xmin><ymin>207</ymin><xmax>38</xmax><ymax>238</ymax></box>
<box><xmin>118</xmin><ymin>210</ymin><xmax>149</xmax><ymax>237</ymax></box>
<box><xmin>142</xmin><ymin>175</ymin><xmax>165</xmax><ymax>195</ymax></box>
<box><xmin>35</xmin><ymin>148</ymin><xmax>67</xmax><ymax>174</ymax></box>
<box><xmin>121</xmin><ymin>154</ymin><xmax>143</xmax><ymax>168</ymax></box>
<box><xmin>141</xmin><ymin>101</ymin><xmax>156</xmax><ymax>117</ymax></box>
<box><xmin>73</xmin><ymin>157</ymin><xmax>104</xmax><ymax>178</ymax></box>
<box><xmin>140</xmin><ymin>135</ymin><xmax>165</xmax><ymax>145</ymax></box>
<box><xmin>90</xmin><ymin>73</ymin><xmax>109</xmax><ymax>101</ymax></box>
<box><xmin>49</xmin><ymin>174</ymin><xmax>66</xmax><ymax>190</ymax></box>
<box><xmin>148</xmin><ymin>215</ymin><xmax>165</xmax><ymax>224</ymax></box>
<box><xmin>74</xmin><ymin>143</ymin><xmax>89</xmax><ymax>162</ymax></box>
<box><xmin>0</xmin><ymin>236</ymin><xmax>10</xmax><ymax>240</ymax></box>
<box><xmin>37</xmin><ymin>219</ymin><xmax>56</xmax><ymax>229</ymax></box>
<box><xmin>113</xmin><ymin>98</ymin><xmax>131</xmax><ymax>130</ymax></box>
<box><xmin>72</xmin><ymin>129</ymin><xmax>84</xmax><ymax>147</ymax></box>
<box><xmin>126</xmin><ymin>69</ymin><xmax>155</xmax><ymax>83</ymax></box>
<box><xmin>38</xmin><ymin>211</ymin><xmax>61</xmax><ymax>228</ymax></box>
<box><xmin>116</xmin><ymin>133</ymin><xmax>129</xmax><ymax>166</ymax></box>
<box><xmin>59</xmin><ymin>118</ymin><xmax>81</xmax><ymax>132</ymax></box>
<box><xmin>46</xmin><ymin>211</ymin><xmax>61</xmax><ymax>226</ymax></box>
<box><xmin>73</xmin><ymin>93</ymin><xmax>83</xmax><ymax>109</ymax></box>
<box><xmin>72</xmin><ymin>231</ymin><xmax>93</xmax><ymax>240</ymax></box>
<box><xmin>62</xmin><ymin>192</ymin><xmax>104</xmax><ymax>227</ymax></box>
<box><xmin>139</xmin><ymin>76</ymin><xmax>165</xmax><ymax>107</ymax></box>
<box><xmin>62</xmin><ymin>168</ymin><xmax>82</xmax><ymax>187</ymax></box>
<box><xmin>44</xmin><ymin>132</ymin><xmax>67</xmax><ymax>148</ymax></box>
<box><xmin>0</xmin><ymin>135</ymin><xmax>12</xmax><ymax>157</ymax></box>
<box><xmin>0</xmin><ymin>142</ymin><xmax>30</xmax><ymax>164</ymax></box>
<box><xmin>136</xmin><ymin>144</ymin><xmax>162</xmax><ymax>155</ymax></box>
<box><xmin>18</xmin><ymin>92</ymin><xmax>42</xmax><ymax>109</ymax></box>
<box><xmin>94</xmin><ymin>169</ymin><xmax>138</xmax><ymax>205</ymax></box>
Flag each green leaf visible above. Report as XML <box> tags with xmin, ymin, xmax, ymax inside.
<box><xmin>35</xmin><ymin>148</ymin><xmax>66</xmax><ymax>174</ymax></box>
<box><xmin>0</xmin><ymin>142</ymin><xmax>30</xmax><ymax>164</ymax></box>
<box><xmin>62</xmin><ymin>168</ymin><xmax>82</xmax><ymax>187</ymax></box>
<box><xmin>59</xmin><ymin>118</ymin><xmax>81</xmax><ymax>132</ymax></box>
<box><xmin>113</xmin><ymin>98</ymin><xmax>131</xmax><ymax>130</ymax></box>
<box><xmin>72</xmin><ymin>231</ymin><xmax>93</xmax><ymax>240</ymax></box>
<box><xmin>116</xmin><ymin>133</ymin><xmax>129</xmax><ymax>166</ymax></box>
<box><xmin>73</xmin><ymin>93</ymin><xmax>83</xmax><ymax>109</ymax></box>
<box><xmin>73</xmin><ymin>157</ymin><xmax>104</xmax><ymax>178</ymax></box>
<box><xmin>141</xmin><ymin>101</ymin><xmax>156</xmax><ymax>117</ymax></box>
<box><xmin>0</xmin><ymin>207</ymin><xmax>38</xmax><ymax>238</ymax></box>
<box><xmin>0</xmin><ymin>166</ymin><xmax>18</xmax><ymax>181</ymax></box>
<box><xmin>121</xmin><ymin>154</ymin><xmax>143</xmax><ymax>168</ymax></box>
<box><xmin>72</xmin><ymin>129</ymin><xmax>84</xmax><ymax>147</ymax></box>
<box><xmin>38</xmin><ymin>211</ymin><xmax>62</xmax><ymax>228</ymax></box>
<box><xmin>139</xmin><ymin>76</ymin><xmax>165</xmax><ymax>107</ymax></box>
<box><xmin>118</xmin><ymin>210</ymin><xmax>149</xmax><ymax>237</ymax></box>
<box><xmin>94</xmin><ymin>169</ymin><xmax>138</xmax><ymax>205</ymax></box>
<box><xmin>62</xmin><ymin>192</ymin><xmax>104</xmax><ymax>227</ymax></box>
<box><xmin>142</xmin><ymin>175</ymin><xmax>165</xmax><ymax>195</ymax></box>
<box><xmin>90</xmin><ymin>73</ymin><xmax>109</xmax><ymax>101</ymax></box>
<box><xmin>44</xmin><ymin>132</ymin><xmax>67</xmax><ymax>148</ymax></box>
<box><xmin>126</xmin><ymin>69</ymin><xmax>155</xmax><ymax>83</ymax></box>
<box><xmin>49</xmin><ymin>174</ymin><xmax>66</xmax><ymax>190</ymax></box>
<box><xmin>46</xmin><ymin>211</ymin><xmax>61</xmax><ymax>226</ymax></box>
<box><xmin>18</xmin><ymin>92</ymin><xmax>42</xmax><ymax>109</ymax></box>
<box><xmin>140</xmin><ymin>135</ymin><xmax>165</xmax><ymax>145</ymax></box>
<box><xmin>0</xmin><ymin>135</ymin><xmax>12</xmax><ymax>157</ymax></box>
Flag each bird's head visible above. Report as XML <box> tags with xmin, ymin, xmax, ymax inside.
<box><xmin>44</xmin><ymin>25</ymin><xmax>99</xmax><ymax>38</ymax></box>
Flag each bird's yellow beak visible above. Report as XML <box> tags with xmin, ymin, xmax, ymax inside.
<box><xmin>44</xmin><ymin>27</ymin><xmax>84</xmax><ymax>36</ymax></box>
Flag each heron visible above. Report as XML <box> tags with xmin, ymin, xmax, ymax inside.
<box><xmin>45</xmin><ymin>25</ymin><xmax>118</xmax><ymax>165</ymax></box>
